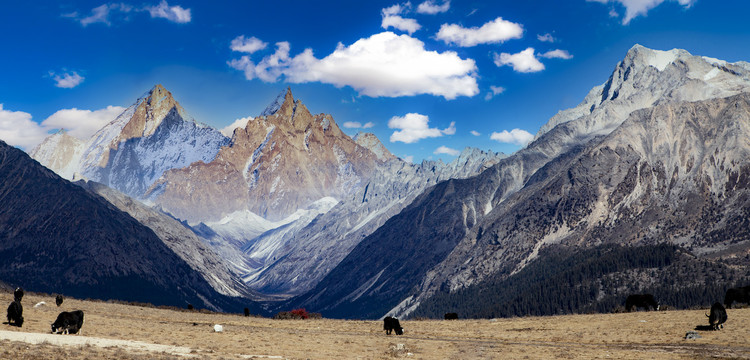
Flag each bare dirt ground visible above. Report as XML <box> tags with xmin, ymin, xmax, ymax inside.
<box><xmin>1</xmin><ymin>292</ymin><xmax>749</xmax><ymax>359</ymax></box>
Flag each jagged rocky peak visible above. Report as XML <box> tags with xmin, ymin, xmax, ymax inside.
<box><xmin>354</xmin><ymin>132</ymin><xmax>395</xmax><ymax>161</ymax></box>
<box><xmin>120</xmin><ymin>84</ymin><xmax>190</xmax><ymax>141</ymax></box>
<box><xmin>534</xmin><ymin>45</ymin><xmax>750</xmax><ymax>142</ymax></box>
<box><xmin>260</xmin><ymin>88</ymin><xmax>289</xmax><ymax>117</ymax></box>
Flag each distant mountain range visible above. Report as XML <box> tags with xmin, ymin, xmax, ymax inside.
<box><xmin>11</xmin><ymin>44</ymin><xmax>750</xmax><ymax>319</ymax></box>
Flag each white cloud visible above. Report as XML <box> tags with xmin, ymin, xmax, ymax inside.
<box><xmin>220</xmin><ymin>116</ymin><xmax>253</xmax><ymax>137</ymax></box>
<box><xmin>228</xmin><ymin>32</ymin><xmax>479</xmax><ymax>99</ymax></box>
<box><xmin>66</xmin><ymin>1</ymin><xmax>190</xmax><ymax>26</ymax></box>
<box><xmin>588</xmin><ymin>0</ymin><xmax>697</xmax><ymax>24</ymax></box>
<box><xmin>146</xmin><ymin>0</ymin><xmax>191</xmax><ymax>23</ymax></box>
<box><xmin>388</xmin><ymin>113</ymin><xmax>455</xmax><ymax>143</ymax></box>
<box><xmin>541</xmin><ymin>49</ymin><xmax>573</xmax><ymax>59</ymax></box>
<box><xmin>494</xmin><ymin>47</ymin><xmax>545</xmax><ymax>73</ymax></box>
<box><xmin>41</xmin><ymin>106</ymin><xmax>126</xmax><ymax>140</ymax></box>
<box><xmin>470</xmin><ymin>130</ymin><xmax>481</xmax><ymax>136</ymax></box>
<box><xmin>230</xmin><ymin>36</ymin><xmax>267</xmax><ymax>54</ymax></box>
<box><xmin>0</xmin><ymin>104</ymin><xmax>125</xmax><ymax>150</ymax></box>
<box><xmin>436</xmin><ymin>17</ymin><xmax>523</xmax><ymax>47</ymax></box>
<box><xmin>382</xmin><ymin>15</ymin><xmax>421</xmax><ymax>34</ymax></box>
<box><xmin>343</xmin><ymin>121</ymin><xmax>375</xmax><ymax>129</ymax></box>
<box><xmin>402</xmin><ymin>155</ymin><xmax>414</xmax><ymax>163</ymax></box>
<box><xmin>50</xmin><ymin>71</ymin><xmax>85</xmax><ymax>89</ymax></box>
<box><xmin>0</xmin><ymin>105</ymin><xmax>48</xmax><ymax>150</ymax></box>
<box><xmin>484</xmin><ymin>85</ymin><xmax>506</xmax><ymax>100</ymax></box>
<box><xmin>434</xmin><ymin>145</ymin><xmax>460</xmax><ymax>156</ymax></box>
<box><xmin>490</xmin><ymin>129</ymin><xmax>534</xmax><ymax>146</ymax></box>
<box><xmin>537</xmin><ymin>33</ymin><xmax>555</xmax><ymax>42</ymax></box>
<box><xmin>72</xmin><ymin>3</ymin><xmax>132</xmax><ymax>26</ymax></box>
<box><xmin>417</xmin><ymin>0</ymin><xmax>450</xmax><ymax>14</ymax></box>
<box><xmin>381</xmin><ymin>2</ymin><xmax>421</xmax><ymax>34</ymax></box>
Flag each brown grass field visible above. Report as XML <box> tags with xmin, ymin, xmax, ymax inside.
<box><xmin>1</xmin><ymin>291</ymin><xmax>749</xmax><ymax>359</ymax></box>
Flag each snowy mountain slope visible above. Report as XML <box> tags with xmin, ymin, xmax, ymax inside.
<box><xmin>29</xmin><ymin>129</ymin><xmax>85</xmax><ymax>180</ymax></box>
<box><xmin>281</xmin><ymin>45</ymin><xmax>750</xmax><ymax>319</ymax></box>
<box><xmin>31</xmin><ymin>85</ymin><xmax>230</xmax><ymax>200</ymax></box>
<box><xmin>244</xmin><ymin>147</ymin><xmax>505</xmax><ymax>296</ymax></box>
<box><xmin>77</xmin><ymin>180</ymin><xmax>259</xmax><ymax>299</ymax></box>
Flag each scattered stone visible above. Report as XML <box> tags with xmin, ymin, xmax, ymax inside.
<box><xmin>33</xmin><ymin>302</ymin><xmax>46</xmax><ymax>308</ymax></box>
<box><xmin>685</xmin><ymin>331</ymin><xmax>701</xmax><ymax>340</ymax></box>
<box><xmin>214</xmin><ymin>324</ymin><xmax>223</xmax><ymax>333</ymax></box>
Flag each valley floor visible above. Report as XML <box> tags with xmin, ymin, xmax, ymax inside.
<box><xmin>1</xmin><ymin>292</ymin><xmax>749</xmax><ymax>359</ymax></box>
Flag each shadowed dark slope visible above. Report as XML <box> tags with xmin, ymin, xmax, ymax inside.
<box><xmin>0</xmin><ymin>140</ymin><xmax>257</xmax><ymax>313</ymax></box>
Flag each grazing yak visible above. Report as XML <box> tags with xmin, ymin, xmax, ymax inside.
<box><xmin>707</xmin><ymin>302</ymin><xmax>728</xmax><ymax>330</ymax></box>
<box><xmin>51</xmin><ymin>310</ymin><xmax>84</xmax><ymax>335</ymax></box>
<box><xmin>383</xmin><ymin>316</ymin><xmax>403</xmax><ymax>335</ymax></box>
<box><xmin>55</xmin><ymin>295</ymin><xmax>64</xmax><ymax>307</ymax></box>
<box><xmin>444</xmin><ymin>312</ymin><xmax>458</xmax><ymax>320</ymax></box>
<box><xmin>724</xmin><ymin>286</ymin><xmax>750</xmax><ymax>308</ymax></box>
<box><xmin>625</xmin><ymin>294</ymin><xmax>659</xmax><ymax>312</ymax></box>
<box><xmin>6</xmin><ymin>300</ymin><xmax>23</xmax><ymax>327</ymax></box>
<box><xmin>244</xmin><ymin>307</ymin><xmax>250</xmax><ymax>317</ymax></box>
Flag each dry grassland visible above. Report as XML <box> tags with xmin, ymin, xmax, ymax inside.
<box><xmin>1</xmin><ymin>292</ymin><xmax>749</xmax><ymax>359</ymax></box>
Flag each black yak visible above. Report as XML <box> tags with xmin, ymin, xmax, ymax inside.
<box><xmin>707</xmin><ymin>302</ymin><xmax>728</xmax><ymax>330</ymax></box>
<box><xmin>724</xmin><ymin>286</ymin><xmax>750</xmax><ymax>308</ymax></box>
<box><xmin>6</xmin><ymin>301</ymin><xmax>23</xmax><ymax>327</ymax></box>
<box><xmin>384</xmin><ymin>316</ymin><xmax>403</xmax><ymax>335</ymax></box>
<box><xmin>625</xmin><ymin>294</ymin><xmax>659</xmax><ymax>312</ymax></box>
<box><xmin>55</xmin><ymin>295</ymin><xmax>64</xmax><ymax>307</ymax></box>
<box><xmin>444</xmin><ymin>312</ymin><xmax>458</xmax><ymax>320</ymax></box>
<box><xmin>51</xmin><ymin>310</ymin><xmax>84</xmax><ymax>335</ymax></box>
<box><xmin>13</xmin><ymin>287</ymin><xmax>23</xmax><ymax>302</ymax></box>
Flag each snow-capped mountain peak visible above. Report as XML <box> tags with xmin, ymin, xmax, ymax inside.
<box><xmin>260</xmin><ymin>88</ymin><xmax>290</xmax><ymax>117</ymax></box>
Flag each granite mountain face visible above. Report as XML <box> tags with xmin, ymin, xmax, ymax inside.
<box><xmin>147</xmin><ymin>88</ymin><xmax>385</xmax><ymax>223</ymax></box>
<box><xmin>283</xmin><ymin>45</ymin><xmax>750</xmax><ymax>319</ymax></box>
<box><xmin>31</xmin><ymin>85</ymin><xmax>230</xmax><ymax>201</ymax></box>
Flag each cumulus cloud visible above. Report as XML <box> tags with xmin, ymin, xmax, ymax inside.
<box><xmin>490</xmin><ymin>128</ymin><xmax>534</xmax><ymax>146</ymax></box>
<box><xmin>588</xmin><ymin>0</ymin><xmax>697</xmax><ymax>24</ymax></box>
<box><xmin>470</xmin><ymin>130</ymin><xmax>481</xmax><ymax>136</ymax></box>
<box><xmin>484</xmin><ymin>85</ymin><xmax>506</xmax><ymax>100</ymax></box>
<box><xmin>388</xmin><ymin>113</ymin><xmax>455</xmax><ymax>143</ymax></box>
<box><xmin>41</xmin><ymin>106</ymin><xmax>126</xmax><ymax>140</ymax></box>
<box><xmin>417</xmin><ymin>0</ymin><xmax>450</xmax><ymax>14</ymax></box>
<box><xmin>541</xmin><ymin>49</ymin><xmax>573</xmax><ymax>59</ymax></box>
<box><xmin>436</xmin><ymin>17</ymin><xmax>523</xmax><ymax>47</ymax></box>
<box><xmin>50</xmin><ymin>71</ymin><xmax>85</xmax><ymax>89</ymax></box>
<box><xmin>0</xmin><ymin>105</ymin><xmax>48</xmax><ymax>150</ymax></box>
<box><xmin>0</xmin><ymin>104</ymin><xmax>125</xmax><ymax>150</ymax></box>
<box><xmin>146</xmin><ymin>0</ymin><xmax>191</xmax><ymax>23</ymax></box>
<box><xmin>537</xmin><ymin>33</ymin><xmax>555</xmax><ymax>42</ymax></box>
<box><xmin>434</xmin><ymin>145</ymin><xmax>460</xmax><ymax>156</ymax></box>
<box><xmin>220</xmin><ymin>116</ymin><xmax>253</xmax><ymax>137</ymax></box>
<box><xmin>402</xmin><ymin>155</ymin><xmax>414</xmax><ymax>163</ymax></box>
<box><xmin>494</xmin><ymin>47</ymin><xmax>545</xmax><ymax>73</ymax></box>
<box><xmin>343</xmin><ymin>121</ymin><xmax>375</xmax><ymax>129</ymax></box>
<box><xmin>381</xmin><ymin>2</ymin><xmax>421</xmax><ymax>34</ymax></box>
<box><xmin>228</xmin><ymin>32</ymin><xmax>478</xmax><ymax>99</ymax></box>
<box><xmin>230</xmin><ymin>36</ymin><xmax>267</xmax><ymax>54</ymax></box>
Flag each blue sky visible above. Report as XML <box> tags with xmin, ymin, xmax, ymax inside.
<box><xmin>1</xmin><ymin>1</ymin><xmax>749</xmax><ymax>162</ymax></box>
